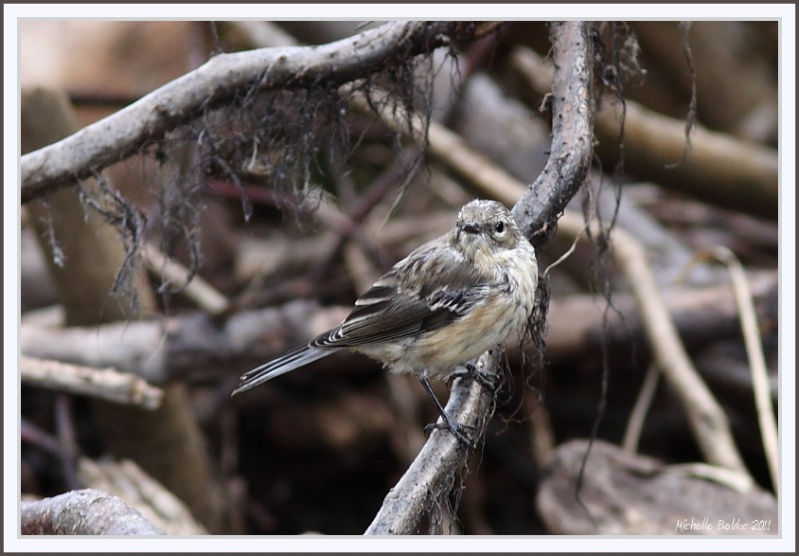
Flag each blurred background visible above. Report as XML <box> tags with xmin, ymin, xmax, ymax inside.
<box><xmin>19</xmin><ymin>21</ymin><xmax>779</xmax><ymax>535</ymax></box>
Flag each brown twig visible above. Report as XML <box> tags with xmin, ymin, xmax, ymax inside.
<box><xmin>142</xmin><ymin>243</ymin><xmax>231</xmax><ymax>317</ymax></box>
<box><xmin>54</xmin><ymin>395</ymin><xmax>81</xmax><ymax>490</ymax></box>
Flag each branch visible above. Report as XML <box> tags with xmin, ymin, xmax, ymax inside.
<box><xmin>510</xmin><ymin>22</ymin><xmax>595</xmax><ymax>247</ymax></box>
<box><xmin>365</xmin><ymin>350</ymin><xmax>500</xmax><ymax>534</ymax></box>
<box><xmin>20</xmin><ymin>21</ymin><xmax>462</xmax><ymax>204</ymax></box>
<box><xmin>20</xmin><ymin>355</ymin><xmax>163</xmax><ymax>410</ymax></box>
<box><xmin>710</xmin><ymin>247</ymin><xmax>778</xmax><ymax>492</ymax></box>
<box><xmin>21</xmin><ymin>489</ymin><xmax>165</xmax><ymax>535</ymax></box>
<box><xmin>142</xmin><ymin>243</ymin><xmax>231</xmax><ymax>317</ymax></box>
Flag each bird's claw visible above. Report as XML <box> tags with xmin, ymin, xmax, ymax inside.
<box><xmin>451</xmin><ymin>362</ymin><xmax>499</xmax><ymax>393</ymax></box>
<box><xmin>424</xmin><ymin>420</ymin><xmax>477</xmax><ymax>450</ymax></box>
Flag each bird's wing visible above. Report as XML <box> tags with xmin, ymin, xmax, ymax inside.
<box><xmin>312</xmin><ymin>240</ymin><xmax>490</xmax><ymax>348</ymax></box>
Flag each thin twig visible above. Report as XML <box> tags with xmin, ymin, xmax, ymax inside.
<box><xmin>54</xmin><ymin>394</ymin><xmax>81</xmax><ymax>490</ymax></box>
<box><xmin>712</xmin><ymin>247</ymin><xmax>778</xmax><ymax>492</ymax></box>
<box><xmin>622</xmin><ymin>363</ymin><xmax>660</xmax><ymax>454</ymax></box>
<box><xmin>143</xmin><ymin>243</ymin><xmax>230</xmax><ymax>316</ymax></box>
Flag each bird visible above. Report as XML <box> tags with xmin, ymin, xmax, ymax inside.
<box><xmin>232</xmin><ymin>199</ymin><xmax>538</xmax><ymax>447</ymax></box>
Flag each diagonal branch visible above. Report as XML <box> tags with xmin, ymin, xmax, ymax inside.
<box><xmin>365</xmin><ymin>350</ymin><xmax>500</xmax><ymax>534</ymax></box>
<box><xmin>511</xmin><ymin>22</ymin><xmax>595</xmax><ymax>248</ymax></box>
<box><xmin>21</xmin><ymin>21</ymin><xmax>464</xmax><ymax>204</ymax></box>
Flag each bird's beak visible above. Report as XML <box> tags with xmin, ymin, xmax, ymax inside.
<box><xmin>459</xmin><ymin>222</ymin><xmax>480</xmax><ymax>235</ymax></box>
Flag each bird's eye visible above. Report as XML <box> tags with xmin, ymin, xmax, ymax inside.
<box><xmin>495</xmin><ymin>221</ymin><xmax>505</xmax><ymax>234</ymax></box>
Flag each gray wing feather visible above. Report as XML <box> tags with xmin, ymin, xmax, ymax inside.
<box><xmin>312</xmin><ymin>242</ymin><xmax>489</xmax><ymax>348</ymax></box>
<box><xmin>232</xmin><ymin>345</ymin><xmax>331</xmax><ymax>394</ymax></box>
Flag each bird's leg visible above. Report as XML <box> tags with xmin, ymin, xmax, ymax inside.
<box><xmin>419</xmin><ymin>376</ymin><xmax>476</xmax><ymax>449</ymax></box>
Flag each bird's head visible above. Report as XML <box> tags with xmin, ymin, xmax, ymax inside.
<box><xmin>453</xmin><ymin>200</ymin><xmax>523</xmax><ymax>264</ymax></box>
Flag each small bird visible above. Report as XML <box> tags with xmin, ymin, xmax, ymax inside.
<box><xmin>233</xmin><ymin>199</ymin><xmax>538</xmax><ymax>446</ymax></box>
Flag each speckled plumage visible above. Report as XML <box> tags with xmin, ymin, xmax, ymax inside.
<box><xmin>233</xmin><ymin>199</ymin><xmax>538</xmax><ymax>395</ymax></box>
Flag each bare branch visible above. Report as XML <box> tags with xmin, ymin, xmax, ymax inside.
<box><xmin>20</xmin><ymin>21</ymin><xmax>463</xmax><ymax>204</ymax></box>
<box><xmin>365</xmin><ymin>350</ymin><xmax>500</xmax><ymax>534</ymax></box>
<box><xmin>20</xmin><ymin>356</ymin><xmax>163</xmax><ymax>410</ymax></box>
<box><xmin>536</xmin><ymin>439</ymin><xmax>776</xmax><ymax>535</ymax></box>
<box><xmin>510</xmin><ymin>22</ymin><xmax>595</xmax><ymax>247</ymax></box>
<box><xmin>21</xmin><ymin>489</ymin><xmax>165</xmax><ymax>535</ymax></box>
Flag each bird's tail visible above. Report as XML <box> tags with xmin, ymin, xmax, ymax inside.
<box><xmin>232</xmin><ymin>345</ymin><xmax>332</xmax><ymax>395</ymax></box>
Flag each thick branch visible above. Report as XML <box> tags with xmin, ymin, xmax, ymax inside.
<box><xmin>365</xmin><ymin>350</ymin><xmax>500</xmax><ymax>534</ymax></box>
<box><xmin>20</xmin><ymin>21</ymin><xmax>460</xmax><ymax>204</ymax></box>
<box><xmin>511</xmin><ymin>22</ymin><xmax>595</xmax><ymax>247</ymax></box>
<box><xmin>21</xmin><ymin>489</ymin><xmax>165</xmax><ymax>535</ymax></box>
<box><xmin>536</xmin><ymin>439</ymin><xmax>776</xmax><ymax>535</ymax></box>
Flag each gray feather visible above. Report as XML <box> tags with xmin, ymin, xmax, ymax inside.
<box><xmin>232</xmin><ymin>345</ymin><xmax>332</xmax><ymax>395</ymax></box>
